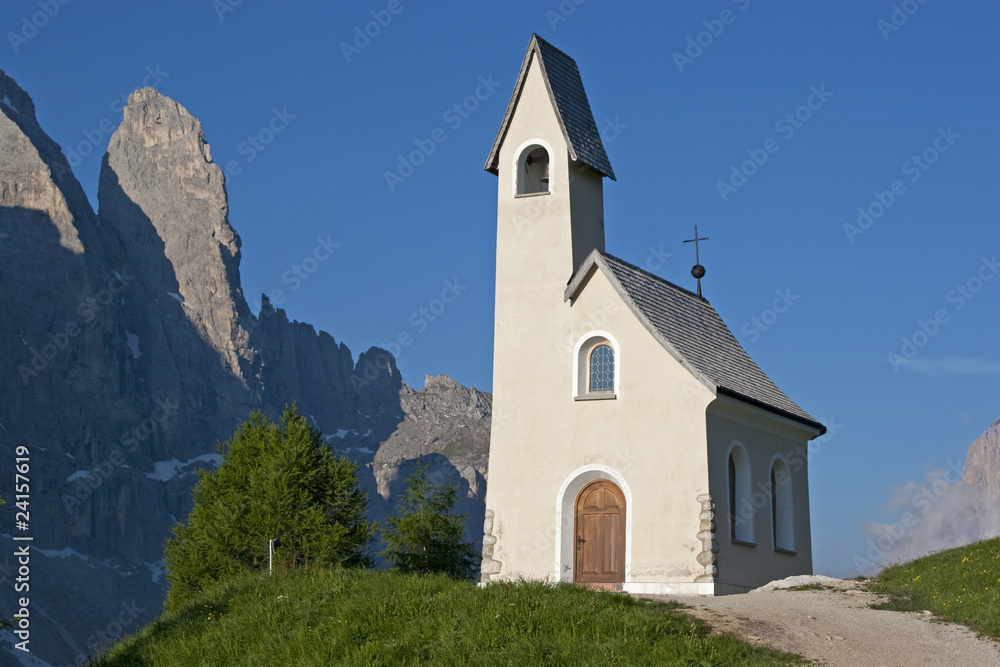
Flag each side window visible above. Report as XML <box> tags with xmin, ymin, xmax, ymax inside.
<box><xmin>771</xmin><ymin>458</ymin><xmax>794</xmax><ymax>552</ymax></box>
<box><xmin>574</xmin><ymin>333</ymin><xmax>618</xmax><ymax>399</ymax></box>
<box><xmin>728</xmin><ymin>445</ymin><xmax>754</xmax><ymax>544</ymax></box>
<box><xmin>588</xmin><ymin>343</ymin><xmax>615</xmax><ymax>392</ymax></box>
<box><xmin>517</xmin><ymin>145</ymin><xmax>549</xmax><ymax>195</ymax></box>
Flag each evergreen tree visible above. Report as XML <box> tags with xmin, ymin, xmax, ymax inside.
<box><xmin>163</xmin><ymin>406</ymin><xmax>375</xmax><ymax>610</ymax></box>
<box><xmin>380</xmin><ymin>461</ymin><xmax>479</xmax><ymax>579</ymax></box>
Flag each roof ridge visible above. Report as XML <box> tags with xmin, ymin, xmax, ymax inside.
<box><xmin>596</xmin><ymin>251</ymin><xmax>824</xmax><ymax>432</ymax></box>
<box><xmin>485</xmin><ymin>35</ymin><xmax>615</xmax><ymax>180</ymax></box>
<box><xmin>529</xmin><ymin>32</ymin><xmax>563</xmax><ymax>56</ymax></box>
<box><xmin>599</xmin><ymin>251</ymin><xmax>708</xmax><ymax>303</ymax></box>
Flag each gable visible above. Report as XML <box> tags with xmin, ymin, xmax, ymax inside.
<box><xmin>485</xmin><ymin>34</ymin><xmax>615</xmax><ymax>180</ymax></box>
<box><xmin>566</xmin><ymin>251</ymin><xmax>824</xmax><ymax>433</ymax></box>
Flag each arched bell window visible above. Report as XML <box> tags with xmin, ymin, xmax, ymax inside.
<box><xmin>517</xmin><ymin>145</ymin><xmax>549</xmax><ymax>195</ymax></box>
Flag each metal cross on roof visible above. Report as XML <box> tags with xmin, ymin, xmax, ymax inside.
<box><xmin>683</xmin><ymin>225</ymin><xmax>709</xmax><ymax>297</ymax></box>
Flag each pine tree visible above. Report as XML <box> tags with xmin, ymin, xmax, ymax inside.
<box><xmin>380</xmin><ymin>461</ymin><xmax>479</xmax><ymax>579</ymax></box>
<box><xmin>163</xmin><ymin>406</ymin><xmax>375</xmax><ymax>610</ymax></box>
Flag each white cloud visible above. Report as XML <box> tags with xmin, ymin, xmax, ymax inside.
<box><xmin>857</xmin><ymin>464</ymin><xmax>1000</xmax><ymax>576</ymax></box>
<box><xmin>897</xmin><ymin>356</ymin><xmax>1000</xmax><ymax>376</ymax></box>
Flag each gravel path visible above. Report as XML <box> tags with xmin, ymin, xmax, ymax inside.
<box><xmin>643</xmin><ymin>576</ymin><xmax>1000</xmax><ymax>666</ymax></box>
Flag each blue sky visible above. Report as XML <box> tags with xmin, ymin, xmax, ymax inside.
<box><xmin>2</xmin><ymin>1</ymin><xmax>997</xmax><ymax>577</ymax></box>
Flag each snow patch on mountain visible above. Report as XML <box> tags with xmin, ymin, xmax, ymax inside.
<box><xmin>36</xmin><ymin>547</ymin><xmax>92</xmax><ymax>564</ymax></box>
<box><xmin>147</xmin><ymin>560</ymin><xmax>166</xmax><ymax>584</ymax></box>
<box><xmin>125</xmin><ymin>332</ymin><xmax>141</xmax><ymax>359</ymax></box>
<box><xmin>144</xmin><ymin>453</ymin><xmax>223</xmax><ymax>481</ymax></box>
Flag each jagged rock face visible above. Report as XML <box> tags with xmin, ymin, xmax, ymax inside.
<box><xmin>0</xmin><ymin>73</ymin><xmax>491</xmax><ymax>667</ymax></box>
<box><xmin>1</xmin><ymin>69</ymin><xmax>172</xmax><ymax>666</ymax></box>
<box><xmin>100</xmin><ymin>87</ymin><xmax>252</xmax><ymax>379</ymax></box>
<box><xmin>963</xmin><ymin>418</ymin><xmax>1000</xmax><ymax>496</ymax></box>
<box><xmin>369</xmin><ymin>375</ymin><xmax>492</xmax><ymax>553</ymax></box>
<box><xmin>1</xmin><ymin>69</ymin><xmax>147</xmax><ymax>553</ymax></box>
<box><xmin>374</xmin><ymin>374</ymin><xmax>491</xmax><ymax>500</ymax></box>
<box><xmin>0</xmin><ymin>71</ymin><xmax>122</xmax><ymax>412</ymax></box>
<box><xmin>0</xmin><ymin>69</ymin><xmax>94</xmax><ymax>255</ymax></box>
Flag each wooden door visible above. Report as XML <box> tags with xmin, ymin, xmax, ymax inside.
<box><xmin>574</xmin><ymin>479</ymin><xmax>626</xmax><ymax>584</ymax></box>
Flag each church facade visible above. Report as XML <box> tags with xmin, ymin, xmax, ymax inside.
<box><xmin>479</xmin><ymin>35</ymin><xmax>826</xmax><ymax>595</ymax></box>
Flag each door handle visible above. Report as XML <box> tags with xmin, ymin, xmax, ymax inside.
<box><xmin>576</xmin><ymin>535</ymin><xmax>586</xmax><ymax>551</ymax></box>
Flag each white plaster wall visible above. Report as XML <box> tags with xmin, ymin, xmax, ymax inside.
<box><xmin>486</xmin><ymin>253</ymin><xmax>716</xmax><ymax>583</ymax></box>
<box><xmin>706</xmin><ymin>398</ymin><xmax>816</xmax><ymax>590</ymax></box>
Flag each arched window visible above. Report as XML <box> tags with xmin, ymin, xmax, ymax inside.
<box><xmin>573</xmin><ymin>333</ymin><xmax>618</xmax><ymax>399</ymax></box>
<box><xmin>589</xmin><ymin>343</ymin><xmax>614</xmax><ymax>392</ymax></box>
<box><xmin>727</xmin><ymin>445</ymin><xmax>753</xmax><ymax>544</ymax></box>
<box><xmin>517</xmin><ymin>145</ymin><xmax>549</xmax><ymax>195</ymax></box>
<box><xmin>771</xmin><ymin>458</ymin><xmax>794</xmax><ymax>552</ymax></box>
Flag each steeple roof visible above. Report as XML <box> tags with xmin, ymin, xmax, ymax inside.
<box><xmin>485</xmin><ymin>34</ymin><xmax>615</xmax><ymax>180</ymax></box>
<box><xmin>566</xmin><ymin>251</ymin><xmax>825</xmax><ymax>433</ymax></box>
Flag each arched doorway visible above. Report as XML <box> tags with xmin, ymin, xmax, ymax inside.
<box><xmin>574</xmin><ymin>479</ymin><xmax>626</xmax><ymax>584</ymax></box>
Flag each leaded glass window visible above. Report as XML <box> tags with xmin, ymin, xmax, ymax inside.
<box><xmin>589</xmin><ymin>343</ymin><xmax>614</xmax><ymax>392</ymax></box>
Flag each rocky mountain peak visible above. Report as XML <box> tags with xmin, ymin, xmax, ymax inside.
<box><xmin>0</xmin><ymin>68</ymin><xmax>37</xmax><ymax>125</ymax></box>
<box><xmin>963</xmin><ymin>418</ymin><xmax>1000</xmax><ymax>496</ymax></box>
<box><xmin>1</xmin><ymin>69</ymin><xmax>98</xmax><ymax>257</ymax></box>
<box><xmin>1</xmin><ymin>70</ymin><xmax>493</xmax><ymax>667</ymax></box>
<box><xmin>124</xmin><ymin>87</ymin><xmax>208</xmax><ymax>150</ymax></box>
<box><xmin>374</xmin><ymin>374</ymin><xmax>491</xmax><ymax>497</ymax></box>
<box><xmin>99</xmin><ymin>86</ymin><xmax>250</xmax><ymax>376</ymax></box>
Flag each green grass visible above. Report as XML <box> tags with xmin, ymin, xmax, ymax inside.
<box><xmin>868</xmin><ymin>536</ymin><xmax>1000</xmax><ymax>638</ymax></box>
<box><xmin>90</xmin><ymin>569</ymin><xmax>806</xmax><ymax>666</ymax></box>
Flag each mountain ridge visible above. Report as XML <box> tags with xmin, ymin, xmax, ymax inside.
<box><xmin>0</xmin><ymin>71</ymin><xmax>490</xmax><ymax>666</ymax></box>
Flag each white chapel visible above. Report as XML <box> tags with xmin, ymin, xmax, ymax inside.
<box><xmin>479</xmin><ymin>34</ymin><xmax>826</xmax><ymax>595</ymax></box>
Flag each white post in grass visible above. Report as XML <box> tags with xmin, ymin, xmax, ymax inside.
<box><xmin>269</xmin><ymin>538</ymin><xmax>281</xmax><ymax>574</ymax></box>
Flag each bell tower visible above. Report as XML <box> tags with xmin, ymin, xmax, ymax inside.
<box><xmin>485</xmin><ymin>34</ymin><xmax>616</xmax><ymax>295</ymax></box>
<box><xmin>481</xmin><ymin>34</ymin><xmax>616</xmax><ymax>582</ymax></box>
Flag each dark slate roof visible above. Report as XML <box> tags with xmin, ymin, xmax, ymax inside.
<box><xmin>567</xmin><ymin>251</ymin><xmax>823</xmax><ymax>432</ymax></box>
<box><xmin>485</xmin><ymin>34</ymin><xmax>615</xmax><ymax>180</ymax></box>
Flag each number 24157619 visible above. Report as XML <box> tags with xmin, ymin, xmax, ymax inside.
<box><xmin>14</xmin><ymin>445</ymin><xmax>30</xmax><ymax>525</ymax></box>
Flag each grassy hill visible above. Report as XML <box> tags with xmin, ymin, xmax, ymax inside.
<box><xmin>90</xmin><ymin>569</ymin><xmax>805</xmax><ymax>666</ymax></box>
<box><xmin>869</xmin><ymin>536</ymin><xmax>1000</xmax><ymax>638</ymax></box>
